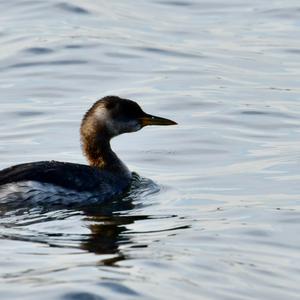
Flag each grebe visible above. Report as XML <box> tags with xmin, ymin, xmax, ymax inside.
<box><xmin>0</xmin><ymin>96</ymin><xmax>176</xmax><ymax>205</ymax></box>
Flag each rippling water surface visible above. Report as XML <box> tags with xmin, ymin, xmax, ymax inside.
<box><xmin>0</xmin><ymin>0</ymin><xmax>300</xmax><ymax>299</ymax></box>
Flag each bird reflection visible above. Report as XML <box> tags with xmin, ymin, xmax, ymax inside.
<box><xmin>0</xmin><ymin>174</ymin><xmax>159</xmax><ymax>267</ymax></box>
<box><xmin>80</xmin><ymin>176</ymin><xmax>153</xmax><ymax>265</ymax></box>
<box><xmin>82</xmin><ymin>214</ymin><xmax>149</xmax><ymax>266</ymax></box>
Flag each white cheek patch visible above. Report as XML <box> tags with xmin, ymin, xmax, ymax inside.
<box><xmin>106</xmin><ymin>119</ymin><xmax>119</xmax><ymax>136</ymax></box>
<box><xmin>94</xmin><ymin>106</ymin><xmax>141</xmax><ymax>136</ymax></box>
<box><xmin>129</xmin><ymin>121</ymin><xmax>142</xmax><ymax>132</ymax></box>
<box><xmin>116</xmin><ymin>120</ymin><xmax>141</xmax><ymax>134</ymax></box>
<box><xmin>95</xmin><ymin>105</ymin><xmax>108</xmax><ymax>122</ymax></box>
<box><xmin>94</xmin><ymin>106</ymin><xmax>118</xmax><ymax>136</ymax></box>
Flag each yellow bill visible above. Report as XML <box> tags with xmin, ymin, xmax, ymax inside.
<box><xmin>139</xmin><ymin>114</ymin><xmax>177</xmax><ymax>127</ymax></box>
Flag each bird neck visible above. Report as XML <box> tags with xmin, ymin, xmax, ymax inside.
<box><xmin>81</xmin><ymin>132</ymin><xmax>129</xmax><ymax>176</ymax></box>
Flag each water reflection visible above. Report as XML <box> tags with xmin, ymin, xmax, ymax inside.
<box><xmin>0</xmin><ymin>196</ymin><xmax>184</xmax><ymax>270</ymax></box>
<box><xmin>81</xmin><ymin>214</ymin><xmax>149</xmax><ymax>265</ymax></box>
<box><xmin>0</xmin><ymin>174</ymin><xmax>161</xmax><ymax>264</ymax></box>
<box><xmin>1</xmin><ymin>0</ymin><xmax>300</xmax><ymax>298</ymax></box>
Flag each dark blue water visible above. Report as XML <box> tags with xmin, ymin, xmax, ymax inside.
<box><xmin>0</xmin><ymin>0</ymin><xmax>300</xmax><ymax>299</ymax></box>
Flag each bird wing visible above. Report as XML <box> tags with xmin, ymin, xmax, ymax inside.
<box><xmin>0</xmin><ymin>161</ymin><xmax>119</xmax><ymax>193</ymax></box>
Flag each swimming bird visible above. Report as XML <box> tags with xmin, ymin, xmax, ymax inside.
<box><xmin>0</xmin><ymin>96</ymin><xmax>176</xmax><ymax>205</ymax></box>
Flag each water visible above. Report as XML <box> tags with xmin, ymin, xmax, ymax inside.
<box><xmin>0</xmin><ymin>0</ymin><xmax>300</xmax><ymax>299</ymax></box>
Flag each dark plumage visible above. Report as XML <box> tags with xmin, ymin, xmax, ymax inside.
<box><xmin>0</xmin><ymin>161</ymin><xmax>127</xmax><ymax>193</ymax></box>
<box><xmin>0</xmin><ymin>96</ymin><xmax>176</xmax><ymax>204</ymax></box>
